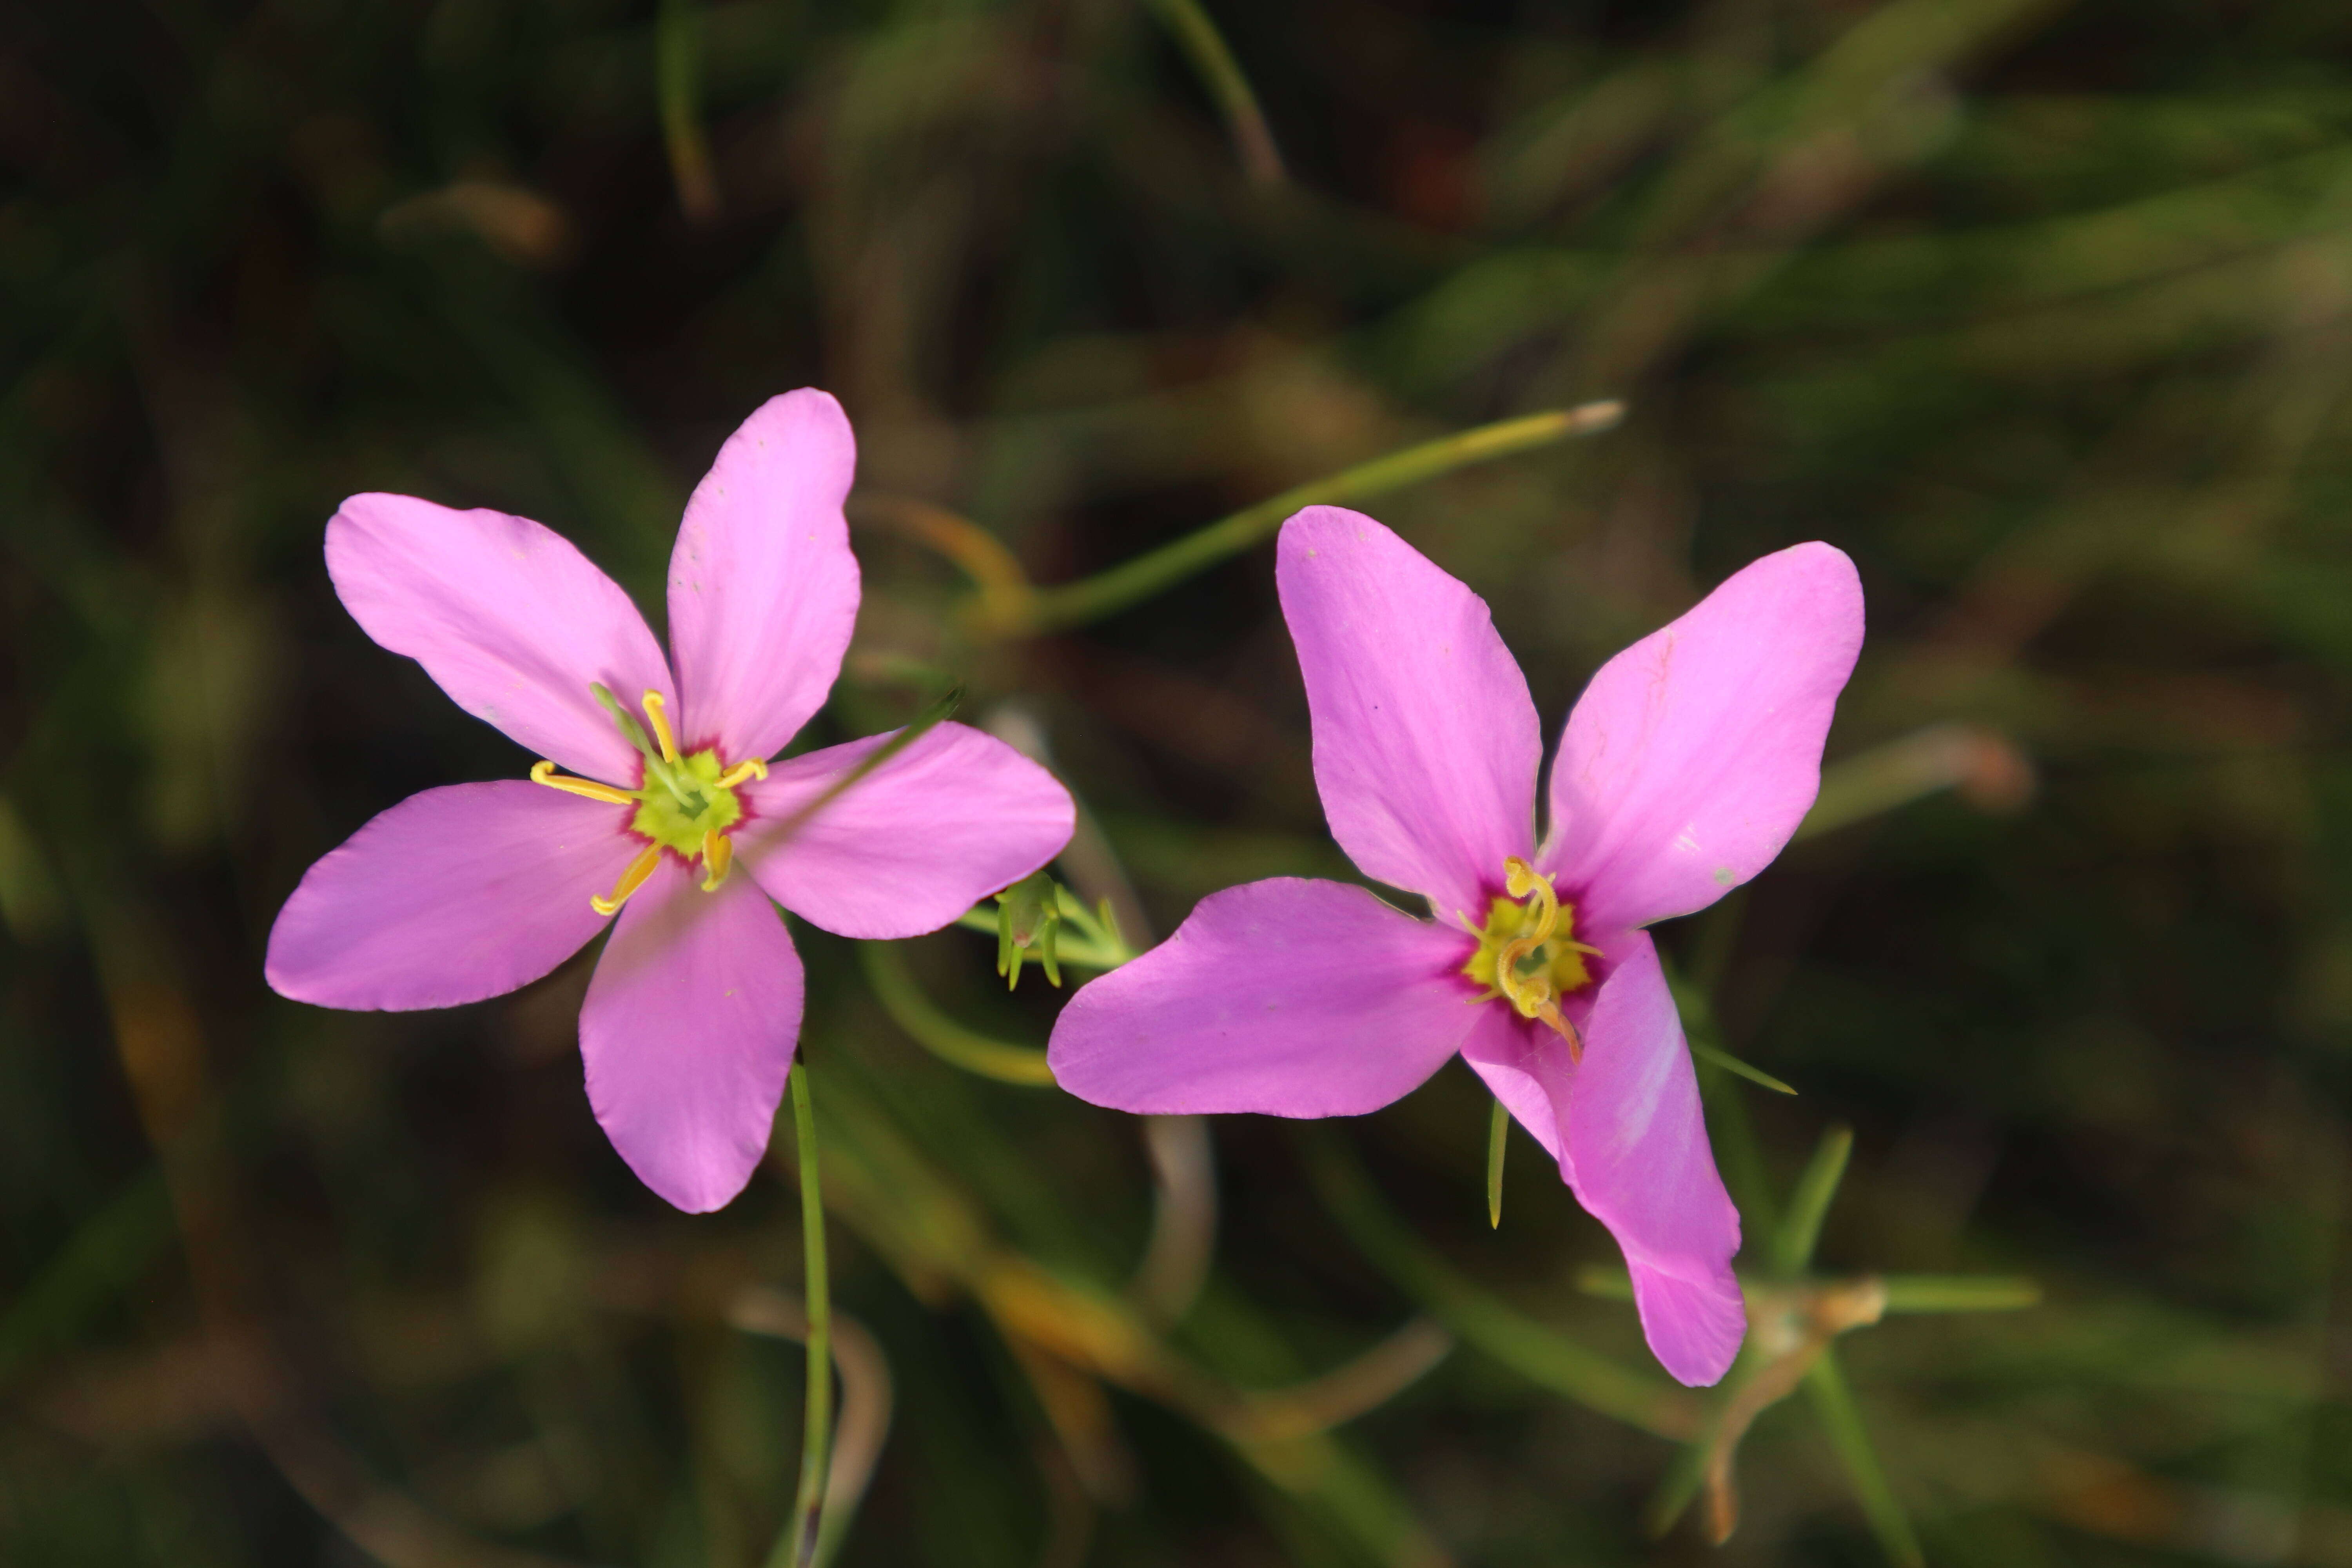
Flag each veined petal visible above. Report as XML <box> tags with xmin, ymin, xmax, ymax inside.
<box><xmin>738</xmin><ymin>721</ymin><xmax>1073</xmax><ymax>940</ymax></box>
<box><xmin>666</xmin><ymin>390</ymin><xmax>861</xmax><ymax>762</ymax></box>
<box><xmin>266</xmin><ymin>783</ymin><xmax>636</xmax><ymax>1011</ymax></box>
<box><xmin>579</xmin><ymin>856</ymin><xmax>804</xmax><ymax>1213</ymax></box>
<box><xmin>1048</xmin><ymin>877</ymin><xmax>1478</xmax><ymax>1117</ymax></box>
<box><xmin>327</xmin><ymin>495</ymin><xmax>675</xmax><ymax>783</ymax></box>
<box><xmin>1543</xmin><ymin>542</ymin><xmax>1862</xmax><ymax>932</ymax></box>
<box><xmin>1278</xmin><ymin>507</ymin><xmax>1540</xmax><ymax>923</ymax></box>
<box><xmin>1470</xmin><ymin>932</ymin><xmax>1743</xmax><ymax>1387</ymax></box>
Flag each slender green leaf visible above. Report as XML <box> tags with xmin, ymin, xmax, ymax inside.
<box><xmin>1773</xmin><ymin>1125</ymin><xmax>1854</xmax><ymax>1277</ymax></box>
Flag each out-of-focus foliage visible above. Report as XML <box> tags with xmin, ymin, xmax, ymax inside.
<box><xmin>5</xmin><ymin>0</ymin><xmax>2352</xmax><ymax>1563</ymax></box>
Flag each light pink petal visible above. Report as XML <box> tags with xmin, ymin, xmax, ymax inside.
<box><xmin>666</xmin><ymin>391</ymin><xmax>861</xmax><ymax>762</ymax></box>
<box><xmin>579</xmin><ymin>856</ymin><xmax>804</xmax><ymax>1212</ymax></box>
<box><xmin>1539</xmin><ymin>934</ymin><xmax>1748</xmax><ymax>1384</ymax></box>
<box><xmin>266</xmin><ymin>783</ymin><xmax>637</xmax><ymax>1011</ymax></box>
<box><xmin>1048</xmin><ymin>877</ymin><xmax>1479</xmax><ymax>1116</ymax></box>
<box><xmin>1543</xmin><ymin>542</ymin><xmax>1862</xmax><ymax>932</ymax></box>
<box><xmin>1277</xmin><ymin>506</ymin><xmax>1541</xmax><ymax>923</ymax></box>
<box><xmin>737</xmin><ymin>721</ymin><xmax>1073</xmax><ymax>940</ymax></box>
<box><xmin>327</xmin><ymin>495</ymin><xmax>675</xmax><ymax>783</ymax></box>
<box><xmin>1459</xmin><ymin>1006</ymin><xmax>1566</xmax><ymax>1165</ymax></box>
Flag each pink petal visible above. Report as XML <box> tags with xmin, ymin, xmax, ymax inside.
<box><xmin>579</xmin><ymin>855</ymin><xmax>805</xmax><ymax>1212</ymax></box>
<box><xmin>327</xmin><ymin>495</ymin><xmax>675</xmax><ymax>784</ymax></box>
<box><xmin>666</xmin><ymin>391</ymin><xmax>862</xmax><ymax>762</ymax></box>
<box><xmin>1277</xmin><ymin>507</ymin><xmax>1541</xmax><ymax>923</ymax></box>
<box><xmin>1458</xmin><ymin>1006</ymin><xmax>1566</xmax><ymax>1164</ymax></box>
<box><xmin>1048</xmin><ymin>877</ymin><xmax>1479</xmax><ymax>1116</ymax></box>
<box><xmin>1543</xmin><ymin>542</ymin><xmax>1862</xmax><ymax>932</ymax></box>
<box><xmin>1460</xmin><ymin>934</ymin><xmax>1744</xmax><ymax>1386</ymax></box>
<box><xmin>737</xmin><ymin>721</ymin><xmax>1073</xmax><ymax>940</ymax></box>
<box><xmin>266</xmin><ymin>783</ymin><xmax>637</xmax><ymax>1011</ymax></box>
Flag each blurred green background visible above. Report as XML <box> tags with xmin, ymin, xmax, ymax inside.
<box><xmin>8</xmin><ymin>0</ymin><xmax>2352</xmax><ymax>1563</ymax></box>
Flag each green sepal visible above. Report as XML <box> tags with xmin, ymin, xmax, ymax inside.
<box><xmin>995</xmin><ymin>871</ymin><xmax>1062</xmax><ymax>990</ymax></box>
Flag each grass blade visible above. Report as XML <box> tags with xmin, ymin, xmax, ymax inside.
<box><xmin>1804</xmin><ymin>1349</ymin><xmax>1925</xmax><ymax>1568</ymax></box>
<box><xmin>1772</xmin><ymin>1125</ymin><xmax>1854</xmax><ymax>1277</ymax></box>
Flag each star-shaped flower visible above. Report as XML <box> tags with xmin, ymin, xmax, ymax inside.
<box><xmin>268</xmin><ymin>391</ymin><xmax>1074</xmax><ymax>1211</ymax></box>
<box><xmin>1048</xmin><ymin>505</ymin><xmax>1862</xmax><ymax>1385</ymax></box>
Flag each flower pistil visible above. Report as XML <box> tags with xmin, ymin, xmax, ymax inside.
<box><xmin>530</xmin><ymin>685</ymin><xmax>769</xmax><ymax>913</ymax></box>
<box><xmin>1461</xmin><ymin>857</ymin><xmax>1600</xmax><ymax>1057</ymax></box>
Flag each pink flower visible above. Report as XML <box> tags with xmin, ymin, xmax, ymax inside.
<box><xmin>267</xmin><ymin>391</ymin><xmax>1074</xmax><ymax>1212</ymax></box>
<box><xmin>1047</xmin><ymin>506</ymin><xmax>1862</xmax><ymax>1386</ymax></box>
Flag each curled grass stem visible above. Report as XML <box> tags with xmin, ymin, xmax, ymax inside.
<box><xmin>973</xmin><ymin>403</ymin><xmax>1622</xmax><ymax>638</ymax></box>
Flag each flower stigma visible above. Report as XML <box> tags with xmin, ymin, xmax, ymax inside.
<box><xmin>1461</xmin><ymin>857</ymin><xmax>1599</xmax><ymax>1059</ymax></box>
<box><xmin>529</xmin><ymin>686</ymin><xmax>769</xmax><ymax>915</ymax></box>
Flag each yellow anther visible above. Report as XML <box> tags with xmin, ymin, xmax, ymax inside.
<box><xmin>591</xmin><ymin>843</ymin><xmax>662</xmax><ymax>916</ymax></box>
<box><xmin>641</xmin><ymin>690</ymin><xmax>681</xmax><ymax>764</ymax></box>
<box><xmin>700</xmin><ymin>828</ymin><xmax>733</xmax><ymax>892</ymax></box>
<box><xmin>531</xmin><ymin>760</ymin><xmax>639</xmax><ymax>808</ymax></box>
<box><xmin>713</xmin><ymin>757</ymin><xmax>768</xmax><ymax>790</ymax></box>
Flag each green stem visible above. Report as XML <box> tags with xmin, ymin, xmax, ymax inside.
<box><xmin>1803</xmin><ymin>1351</ymin><xmax>1925</xmax><ymax>1568</ymax></box>
<box><xmin>1878</xmin><ymin>1274</ymin><xmax>2040</xmax><ymax>1313</ymax></box>
<box><xmin>1144</xmin><ymin>0</ymin><xmax>1286</xmax><ymax>187</ymax></box>
<box><xmin>983</xmin><ymin>404</ymin><xmax>1621</xmax><ymax>637</ymax></box>
<box><xmin>655</xmin><ymin>0</ymin><xmax>720</xmax><ymax>221</ymax></box>
<box><xmin>858</xmin><ymin>943</ymin><xmax>1057</xmax><ymax>1087</ymax></box>
<box><xmin>775</xmin><ymin>1063</ymin><xmax>832</xmax><ymax>1568</ymax></box>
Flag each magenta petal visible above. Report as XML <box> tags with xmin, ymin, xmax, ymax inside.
<box><xmin>1277</xmin><ymin>507</ymin><xmax>1541</xmax><ymax>922</ymax></box>
<box><xmin>666</xmin><ymin>391</ymin><xmax>861</xmax><ymax>762</ymax></box>
<box><xmin>1626</xmin><ymin>1262</ymin><xmax>1748</xmax><ymax>1391</ymax></box>
<box><xmin>1569</xmin><ymin>933</ymin><xmax>1743</xmax><ymax>1385</ymax></box>
<box><xmin>266</xmin><ymin>783</ymin><xmax>635</xmax><ymax>1011</ymax></box>
<box><xmin>327</xmin><ymin>495</ymin><xmax>675</xmax><ymax>783</ymax></box>
<box><xmin>737</xmin><ymin>721</ymin><xmax>1073</xmax><ymax>940</ymax></box>
<box><xmin>1048</xmin><ymin>877</ymin><xmax>1479</xmax><ymax>1116</ymax></box>
<box><xmin>579</xmin><ymin>856</ymin><xmax>804</xmax><ymax>1212</ymax></box>
<box><xmin>1544</xmin><ymin>542</ymin><xmax>1863</xmax><ymax>932</ymax></box>
<box><xmin>1464</xmin><ymin>936</ymin><xmax>1744</xmax><ymax>1385</ymax></box>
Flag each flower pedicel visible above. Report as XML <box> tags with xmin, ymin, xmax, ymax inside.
<box><xmin>1049</xmin><ymin>506</ymin><xmax>1863</xmax><ymax>1386</ymax></box>
<box><xmin>267</xmin><ymin>390</ymin><xmax>1074</xmax><ymax>1211</ymax></box>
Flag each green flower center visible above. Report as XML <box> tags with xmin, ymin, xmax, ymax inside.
<box><xmin>1462</xmin><ymin>857</ymin><xmax>1599</xmax><ymax>1053</ymax></box>
<box><xmin>526</xmin><ymin>684</ymin><xmax>768</xmax><ymax>915</ymax></box>
<box><xmin>629</xmin><ymin>746</ymin><xmax>746</xmax><ymax>856</ymax></box>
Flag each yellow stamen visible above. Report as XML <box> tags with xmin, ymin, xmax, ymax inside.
<box><xmin>641</xmin><ymin>690</ymin><xmax>681</xmax><ymax>764</ymax></box>
<box><xmin>1459</xmin><ymin>858</ymin><xmax>1599</xmax><ymax>1053</ymax></box>
<box><xmin>1532</xmin><ymin>997</ymin><xmax>1584</xmax><ymax>1061</ymax></box>
<box><xmin>700</xmin><ymin>828</ymin><xmax>733</xmax><ymax>892</ymax></box>
<box><xmin>1495</xmin><ymin>857</ymin><xmax>1563</xmax><ymax>1013</ymax></box>
<box><xmin>713</xmin><ymin>757</ymin><xmax>768</xmax><ymax>790</ymax></box>
<box><xmin>591</xmin><ymin>843</ymin><xmax>662</xmax><ymax>916</ymax></box>
<box><xmin>531</xmin><ymin>760</ymin><xmax>639</xmax><ymax>808</ymax></box>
